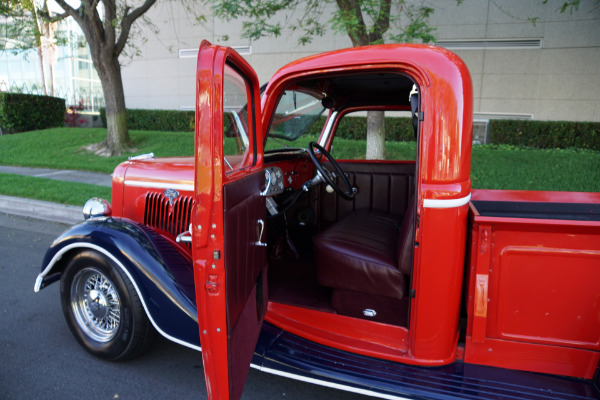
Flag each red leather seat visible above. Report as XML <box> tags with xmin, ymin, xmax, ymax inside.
<box><xmin>314</xmin><ymin>199</ymin><xmax>415</xmax><ymax>299</ymax></box>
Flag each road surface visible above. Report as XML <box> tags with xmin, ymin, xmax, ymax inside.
<box><xmin>0</xmin><ymin>212</ymin><xmax>369</xmax><ymax>400</ymax></box>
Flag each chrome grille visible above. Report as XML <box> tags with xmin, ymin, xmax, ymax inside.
<box><xmin>144</xmin><ymin>192</ymin><xmax>195</xmax><ymax>242</ymax></box>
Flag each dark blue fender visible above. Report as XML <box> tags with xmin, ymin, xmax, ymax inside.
<box><xmin>35</xmin><ymin>217</ymin><xmax>201</xmax><ymax>350</ymax></box>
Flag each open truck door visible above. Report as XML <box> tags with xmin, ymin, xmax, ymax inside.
<box><xmin>193</xmin><ymin>41</ymin><xmax>267</xmax><ymax>400</ymax></box>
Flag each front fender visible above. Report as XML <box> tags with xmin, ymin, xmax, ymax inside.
<box><xmin>35</xmin><ymin>217</ymin><xmax>201</xmax><ymax>350</ymax></box>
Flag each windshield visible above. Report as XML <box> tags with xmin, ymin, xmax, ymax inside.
<box><xmin>267</xmin><ymin>89</ymin><xmax>325</xmax><ymax>147</ymax></box>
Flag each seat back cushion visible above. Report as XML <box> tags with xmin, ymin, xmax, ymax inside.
<box><xmin>315</xmin><ymin>209</ymin><xmax>406</xmax><ymax>298</ymax></box>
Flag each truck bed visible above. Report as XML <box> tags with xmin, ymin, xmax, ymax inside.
<box><xmin>465</xmin><ymin>189</ymin><xmax>600</xmax><ymax>381</ymax></box>
<box><xmin>472</xmin><ymin>200</ymin><xmax>600</xmax><ymax>222</ymax></box>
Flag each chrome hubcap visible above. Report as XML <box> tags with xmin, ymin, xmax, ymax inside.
<box><xmin>71</xmin><ymin>268</ymin><xmax>121</xmax><ymax>342</ymax></box>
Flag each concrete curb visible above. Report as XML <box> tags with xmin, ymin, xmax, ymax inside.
<box><xmin>0</xmin><ymin>195</ymin><xmax>83</xmax><ymax>225</ymax></box>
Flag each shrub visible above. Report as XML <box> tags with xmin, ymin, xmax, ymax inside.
<box><xmin>100</xmin><ymin>107</ymin><xmax>194</xmax><ymax>132</ymax></box>
<box><xmin>65</xmin><ymin>101</ymin><xmax>87</xmax><ymax>127</ymax></box>
<box><xmin>489</xmin><ymin>120</ymin><xmax>600</xmax><ymax>151</ymax></box>
<box><xmin>306</xmin><ymin>115</ymin><xmax>415</xmax><ymax>142</ymax></box>
<box><xmin>0</xmin><ymin>93</ymin><xmax>65</xmax><ymax>133</ymax></box>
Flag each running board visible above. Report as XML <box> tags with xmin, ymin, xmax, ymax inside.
<box><xmin>252</xmin><ymin>322</ymin><xmax>598</xmax><ymax>400</ymax></box>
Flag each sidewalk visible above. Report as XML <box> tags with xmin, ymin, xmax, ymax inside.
<box><xmin>0</xmin><ymin>166</ymin><xmax>112</xmax><ymax>225</ymax></box>
<box><xmin>0</xmin><ymin>165</ymin><xmax>112</xmax><ymax>187</ymax></box>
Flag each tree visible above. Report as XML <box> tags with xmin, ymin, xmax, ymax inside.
<box><xmin>211</xmin><ymin>0</ymin><xmax>437</xmax><ymax>159</ymax></box>
<box><xmin>46</xmin><ymin>0</ymin><xmax>159</xmax><ymax>156</ymax></box>
<box><xmin>2</xmin><ymin>0</ymin><xmax>160</xmax><ymax>155</ymax></box>
<box><xmin>0</xmin><ymin>0</ymin><xmax>60</xmax><ymax>97</ymax></box>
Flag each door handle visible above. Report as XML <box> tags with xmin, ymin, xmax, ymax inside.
<box><xmin>176</xmin><ymin>224</ymin><xmax>193</xmax><ymax>243</ymax></box>
<box><xmin>255</xmin><ymin>219</ymin><xmax>267</xmax><ymax>247</ymax></box>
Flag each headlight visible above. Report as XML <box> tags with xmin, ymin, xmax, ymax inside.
<box><xmin>83</xmin><ymin>198</ymin><xmax>112</xmax><ymax>220</ymax></box>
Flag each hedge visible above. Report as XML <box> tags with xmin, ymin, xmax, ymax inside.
<box><xmin>97</xmin><ymin>107</ymin><xmax>600</xmax><ymax>152</ymax></box>
<box><xmin>306</xmin><ymin>115</ymin><xmax>415</xmax><ymax>142</ymax></box>
<box><xmin>0</xmin><ymin>93</ymin><xmax>65</xmax><ymax>134</ymax></box>
<box><xmin>100</xmin><ymin>108</ymin><xmax>194</xmax><ymax>132</ymax></box>
<box><xmin>489</xmin><ymin>120</ymin><xmax>600</xmax><ymax>151</ymax></box>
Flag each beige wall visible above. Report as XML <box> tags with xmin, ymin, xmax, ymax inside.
<box><xmin>121</xmin><ymin>0</ymin><xmax>600</xmax><ymax>122</ymax></box>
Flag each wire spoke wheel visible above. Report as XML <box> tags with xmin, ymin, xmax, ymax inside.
<box><xmin>71</xmin><ymin>267</ymin><xmax>121</xmax><ymax>342</ymax></box>
<box><xmin>61</xmin><ymin>251</ymin><xmax>155</xmax><ymax>361</ymax></box>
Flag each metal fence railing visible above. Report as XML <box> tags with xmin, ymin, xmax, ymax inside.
<box><xmin>0</xmin><ymin>80</ymin><xmax>104</xmax><ymax>112</ymax></box>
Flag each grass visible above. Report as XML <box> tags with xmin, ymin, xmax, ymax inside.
<box><xmin>0</xmin><ymin>127</ymin><xmax>194</xmax><ymax>173</ymax></box>
<box><xmin>0</xmin><ymin>173</ymin><xmax>112</xmax><ymax>206</ymax></box>
<box><xmin>0</xmin><ymin>128</ymin><xmax>598</xmax><ymax>206</ymax></box>
<box><xmin>471</xmin><ymin>145</ymin><xmax>600</xmax><ymax>192</ymax></box>
<box><xmin>0</xmin><ymin>127</ymin><xmax>193</xmax><ymax>206</ymax></box>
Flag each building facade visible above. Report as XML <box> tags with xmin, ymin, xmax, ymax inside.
<box><xmin>0</xmin><ymin>18</ymin><xmax>103</xmax><ymax>111</ymax></box>
<box><xmin>119</xmin><ymin>0</ymin><xmax>600</xmax><ymax>127</ymax></box>
<box><xmin>2</xmin><ymin>1</ymin><xmax>599</xmax><ymax>125</ymax></box>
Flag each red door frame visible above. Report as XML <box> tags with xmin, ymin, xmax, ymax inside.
<box><xmin>192</xmin><ymin>40</ymin><xmax>265</xmax><ymax>400</ymax></box>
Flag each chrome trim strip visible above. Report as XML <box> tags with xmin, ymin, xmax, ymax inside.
<box><xmin>423</xmin><ymin>193</ymin><xmax>471</xmax><ymax>209</ymax></box>
<box><xmin>124</xmin><ymin>180</ymin><xmax>194</xmax><ymax>191</ymax></box>
<box><xmin>34</xmin><ymin>243</ymin><xmax>202</xmax><ymax>353</ymax></box>
<box><xmin>250</xmin><ymin>365</ymin><xmax>411</xmax><ymax>400</ymax></box>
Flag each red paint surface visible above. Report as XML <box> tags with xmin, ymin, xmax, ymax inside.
<box><xmin>107</xmin><ymin>41</ymin><xmax>598</xmax><ymax>398</ymax></box>
<box><xmin>465</xmin><ymin>204</ymin><xmax>600</xmax><ymax>379</ymax></box>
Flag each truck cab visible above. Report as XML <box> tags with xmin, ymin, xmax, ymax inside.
<box><xmin>36</xmin><ymin>42</ymin><xmax>600</xmax><ymax>400</ymax></box>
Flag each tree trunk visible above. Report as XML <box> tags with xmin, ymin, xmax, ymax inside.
<box><xmin>37</xmin><ymin>45</ymin><xmax>48</xmax><ymax>96</ymax></box>
<box><xmin>95</xmin><ymin>59</ymin><xmax>131</xmax><ymax>156</ymax></box>
<box><xmin>366</xmin><ymin>110</ymin><xmax>385</xmax><ymax>160</ymax></box>
<box><xmin>335</xmin><ymin>1</ymin><xmax>390</xmax><ymax>160</ymax></box>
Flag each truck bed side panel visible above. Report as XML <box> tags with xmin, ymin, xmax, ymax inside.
<box><xmin>465</xmin><ymin>201</ymin><xmax>600</xmax><ymax>379</ymax></box>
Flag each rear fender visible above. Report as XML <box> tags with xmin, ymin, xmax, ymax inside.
<box><xmin>35</xmin><ymin>217</ymin><xmax>200</xmax><ymax>350</ymax></box>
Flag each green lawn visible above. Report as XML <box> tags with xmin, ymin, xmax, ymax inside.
<box><xmin>471</xmin><ymin>145</ymin><xmax>600</xmax><ymax>192</ymax></box>
<box><xmin>0</xmin><ymin>127</ymin><xmax>194</xmax><ymax>173</ymax></box>
<box><xmin>0</xmin><ymin>173</ymin><xmax>112</xmax><ymax>206</ymax></box>
<box><xmin>0</xmin><ymin>128</ymin><xmax>598</xmax><ymax>206</ymax></box>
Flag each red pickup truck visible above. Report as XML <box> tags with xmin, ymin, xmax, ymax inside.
<box><xmin>35</xmin><ymin>41</ymin><xmax>600</xmax><ymax>400</ymax></box>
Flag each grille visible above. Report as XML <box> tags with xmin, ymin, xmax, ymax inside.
<box><xmin>144</xmin><ymin>192</ymin><xmax>195</xmax><ymax>242</ymax></box>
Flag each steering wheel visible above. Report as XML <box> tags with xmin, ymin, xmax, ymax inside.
<box><xmin>307</xmin><ymin>142</ymin><xmax>356</xmax><ymax>201</ymax></box>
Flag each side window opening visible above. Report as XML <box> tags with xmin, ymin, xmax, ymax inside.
<box><xmin>329</xmin><ymin>110</ymin><xmax>417</xmax><ymax>161</ymax></box>
<box><xmin>223</xmin><ymin>62</ymin><xmax>254</xmax><ymax>172</ymax></box>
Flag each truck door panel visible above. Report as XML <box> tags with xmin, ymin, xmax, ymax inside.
<box><xmin>193</xmin><ymin>40</ymin><xmax>265</xmax><ymax>400</ymax></box>
<box><xmin>223</xmin><ymin>171</ymin><xmax>267</xmax><ymax>399</ymax></box>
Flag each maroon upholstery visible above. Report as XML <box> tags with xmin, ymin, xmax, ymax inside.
<box><xmin>318</xmin><ymin>161</ymin><xmax>416</xmax><ymax>225</ymax></box>
<box><xmin>223</xmin><ymin>171</ymin><xmax>268</xmax><ymax>399</ymax></box>
<box><xmin>398</xmin><ymin>197</ymin><xmax>416</xmax><ymax>275</ymax></box>
<box><xmin>314</xmin><ymin>204</ymin><xmax>414</xmax><ymax>299</ymax></box>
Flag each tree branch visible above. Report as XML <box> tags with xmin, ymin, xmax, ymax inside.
<box><xmin>79</xmin><ymin>0</ymin><xmax>105</xmax><ymax>47</ymax></box>
<box><xmin>369</xmin><ymin>0</ymin><xmax>391</xmax><ymax>43</ymax></box>
<box><xmin>52</xmin><ymin>0</ymin><xmax>78</xmax><ymax>21</ymax></box>
<box><xmin>102</xmin><ymin>0</ymin><xmax>117</xmax><ymax>57</ymax></box>
<box><xmin>335</xmin><ymin>0</ymin><xmax>369</xmax><ymax>46</ymax></box>
<box><xmin>115</xmin><ymin>0</ymin><xmax>156</xmax><ymax>56</ymax></box>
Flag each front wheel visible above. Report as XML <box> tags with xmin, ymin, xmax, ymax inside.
<box><xmin>60</xmin><ymin>250</ymin><xmax>155</xmax><ymax>361</ymax></box>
